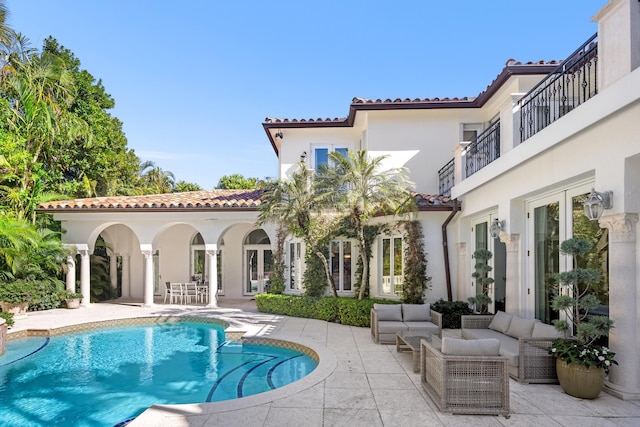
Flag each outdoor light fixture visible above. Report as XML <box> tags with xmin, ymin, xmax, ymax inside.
<box><xmin>583</xmin><ymin>188</ymin><xmax>612</xmax><ymax>220</ymax></box>
<box><xmin>300</xmin><ymin>151</ymin><xmax>307</xmax><ymax>162</ymax></box>
<box><xmin>274</xmin><ymin>130</ymin><xmax>283</xmax><ymax>139</ymax></box>
<box><xmin>490</xmin><ymin>218</ymin><xmax>504</xmax><ymax>239</ymax></box>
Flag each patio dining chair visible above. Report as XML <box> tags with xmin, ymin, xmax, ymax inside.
<box><xmin>169</xmin><ymin>282</ymin><xmax>184</xmax><ymax>304</ymax></box>
<box><xmin>163</xmin><ymin>282</ymin><xmax>171</xmax><ymax>304</ymax></box>
<box><xmin>184</xmin><ymin>282</ymin><xmax>198</xmax><ymax>304</ymax></box>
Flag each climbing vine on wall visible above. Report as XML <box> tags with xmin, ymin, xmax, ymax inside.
<box><xmin>269</xmin><ymin>225</ymin><xmax>288</xmax><ymax>294</ymax></box>
<box><xmin>399</xmin><ymin>220</ymin><xmax>430</xmax><ymax>304</ymax></box>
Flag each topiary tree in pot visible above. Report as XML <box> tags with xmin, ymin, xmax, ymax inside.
<box><xmin>549</xmin><ymin>237</ymin><xmax>616</xmax><ymax>399</ymax></box>
<box><xmin>468</xmin><ymin>249</ymin><xmax>493</xmax><ymax>314</ymax></box>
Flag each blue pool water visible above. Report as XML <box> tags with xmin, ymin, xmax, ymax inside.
<box><xmin>0</xmin><ymin>322</ymin><xmax>317</xmax><ymax>427</ymax></box>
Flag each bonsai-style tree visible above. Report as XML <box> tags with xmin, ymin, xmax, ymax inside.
<box><xmin>468</xmin><ymin>248</ymin><xmax>493</xmax><ymax>314</ymax></box>
<box><xmin>552</xmin><ymin>238</ymin><xmax>614</xmax><ymax>345</ymax></box>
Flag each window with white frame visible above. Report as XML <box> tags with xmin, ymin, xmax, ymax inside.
<box><xmin>380</xmin><ymin>236</ymin><xmax>403</xmax><ymax>295</ymax></box>
<box><xmin>312</xmin><ymin>145</ymin><xmax>349</xmax><ymax>170</ymax></box>
<box><xmin>329</xmin><ymin>240</ymin><xmax>354</xmax><ymax>292</ymax></box>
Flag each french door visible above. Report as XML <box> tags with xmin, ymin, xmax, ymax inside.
<box><xmin>245</xmin><ymin>246</ymin><xmax>273</xmax><ymax>295</ymax></box>
<box><xmin>526</xmin><ymin>184</ymin><xmax>601</xmax><ymax>321</ymax></box>
<box><xmin>470</xmin><ymin>216</ymin><xmax>506</xmax><ymax>313</ymax></box>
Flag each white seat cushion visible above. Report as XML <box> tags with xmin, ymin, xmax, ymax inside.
<box><xmin>402</xmin><ymin>304</ymin><xmax>431</xmax><ymax>322</ymax></box>
<box><xmin>441</xmin><ymin>337</ymin><xmax>500</xmax><ymax>356</ymax></box>
<box><xmin>488</xmin><ymin>311</ymin><xmax>513</xmax><ymax>333</ymax></box>
<box><xmin>374</xmin><ymin>304</ymin><xmax>402</xmax><ymax>321</ymax></box>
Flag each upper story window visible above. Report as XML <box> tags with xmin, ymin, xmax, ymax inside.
<box><xmin>312</xmin><ymin>145</ymin><xmax>349</xmax><ymax>170</ymax></box>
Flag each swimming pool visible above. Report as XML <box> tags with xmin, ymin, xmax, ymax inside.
<box><xmin>0</xmin><ymin>320</ymin><xmax>318</xmax><ymax>426</ymax></box>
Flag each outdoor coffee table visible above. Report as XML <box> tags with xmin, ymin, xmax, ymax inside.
<box><xmin>396</xmin><ymin>331</ymin><xmax>440</xmax><ymax>373</ymax></box>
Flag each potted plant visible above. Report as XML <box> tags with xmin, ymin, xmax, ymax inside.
<box><xmin>62</xmin><ymin>290</ymin><xmax>83</xmax><ymax>309</ymax></box>
<box><xmin>468</xmin><ymin>249</ymin><xmax>493</xmax><ymax>314</ymax></box>
<box><xmin>0</xmin><ymin>280</ymin><xmax>36</xmax><ymax>318</ymax></box>
<box><xmin>548</xmin><ymin>238</ymin><xmax>616</xmax><ymax>399</ymax></box>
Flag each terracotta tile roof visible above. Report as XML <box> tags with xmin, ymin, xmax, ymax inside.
<box><xmin>38</xmin><ymin>189</ymin><xmax>264</xmax><ymax>212</ymax></box>
<box><xmin>262</xmin><ymin>60</ymin><xmax>561</xmax><ymax>154</ymax></box>
<box><xmin>413</xmin><ymin>193</ymin><xmax>460</xmax><ymax>211</ymax></box>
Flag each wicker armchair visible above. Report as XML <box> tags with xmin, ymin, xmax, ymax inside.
<box><xmin>461</xmin><ymin>314</ymin><xmax>559</xmax><ymax>383</ymax></box>
<box><xmin>420</xmin><ymin>338</ymin><xmax>510</xmax><ymax>416</ymax></box>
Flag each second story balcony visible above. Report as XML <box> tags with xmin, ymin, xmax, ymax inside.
<box><xmin>518</xmin><ymin>33</ymin><xmax>598</xmax><ymax>142</ymax></box>
<box><xmin>464</xmin><ymin>119</ymin><xmax>501</xmax><ymax>179</ymax></box>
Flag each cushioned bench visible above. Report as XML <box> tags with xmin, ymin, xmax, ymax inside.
<box><xmin>370</xmin><ymin>303</ymin><xmax>442</xmax><ymax>344</ymax></box>
<box><xmin>461</xmin><ymin>311</ymin><xmax>564</xmax><ymax>383</ymax></box>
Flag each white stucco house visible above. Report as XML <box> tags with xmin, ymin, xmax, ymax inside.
<box><xmin>40</xmin><ymin>0</ymin><xmax>639</xmax><ymax>399</ymax></box>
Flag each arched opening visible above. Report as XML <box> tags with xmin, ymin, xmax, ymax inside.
<box><xmin>244</xmin><ymin>229</ymin><xmax>272</xmax><ymax>295</ymax></box>
<box><xmin>190</xmin><ymin>233</ymin><xmax>225</xmax><ymax>295</ymax></box>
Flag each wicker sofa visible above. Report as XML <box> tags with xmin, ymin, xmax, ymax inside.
<box><xmin>370</xmin><ymin>303</ymin><xmax>443</xmax><ymax>344</ymax></box>
<box><xmin>461</xmin><ymin>311</ymin><xmax>564</xmax><ymax>383</ymax></box>
<box><xmin>420</xmin><ymin>337</ymin><xmax>510</xmax><ymax>416</ymax></box>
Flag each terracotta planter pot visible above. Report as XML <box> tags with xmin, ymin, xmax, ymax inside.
<box><xmin>0</xmin><ymin>301</ymin><xmax>29</xmax><ymax>319</ymax></box>
<box><xmin>556</xmin><ymin>358</ymin><xmax>605</xmax><ymax>399</ymax></box>
<box><xmin>65</xmin><ymin>298</ymin><xmax>81</xmax><ymax>309</ymax></box>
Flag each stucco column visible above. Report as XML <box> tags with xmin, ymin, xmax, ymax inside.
<box><xmin>206</xmin><ymin>244</ymin><xmax>218</xmax><ymax>308</ymax></box>
<box><xmin>78</xmin><ymin>247</ymin><xmax>91</xmax><ymax>308</ymax></box>
<box><xmin>66</xmin><ymin>254</ymin><xmax>76</xmax><ymax>292</ymax></box>
<box><xmin>109</xmin><ymin>251</ymin><xmax>118</xmax><ymax>294</ymax></box>
<box><xmin>500</xmin><ymin>233</ymin><xmax>521</xmax><ymax>316</ymax></box>
<box><xmin>141</xmin><ymin>246</ymin><xmax>154</xmax><ymax>307</ymax></box>
<box><xmin>121</xmin><ymin>254</ymin><xmax>131</xmax><ymax>298</ymax></box>
<box><xmin>600</xmin><ymin>213</ymin><xmax>640</xmax><ymax>400</ymax></box>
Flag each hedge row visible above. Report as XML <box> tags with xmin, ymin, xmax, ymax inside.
<box><xmin>254</xmin><ymin>294</ymin><xmax>399</xmax><ymax>327</ymax></box>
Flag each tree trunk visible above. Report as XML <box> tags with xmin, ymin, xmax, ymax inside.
<box><xmin>357</xmin><ymin>224</ymin><xmax>368</xmax><ymax>300</ymax></box>
<box><xmin>315</xmin><ymin>249</ymin><xmax>338</xmax><ymax>297</ymax></box>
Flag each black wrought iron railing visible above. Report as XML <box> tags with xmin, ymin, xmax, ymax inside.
<box><xmin>519</xmin><ymin>33</ymin><xmax>598</xmax><ymax>142</ymax></box>
<box><xmin>438</xmin><ymin>158</ymin><xmax>455</xmax><ymax>196</ymax></box>
<box><xmin>465</xmin><ymin>119</ymin><xmax>501</xmax><ymax>178</ymax></box>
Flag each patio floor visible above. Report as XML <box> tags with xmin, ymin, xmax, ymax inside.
<box><xmin>6</xmin><ymin>299</ymin><xmax>640</xmax><ymax>426</ymax></box>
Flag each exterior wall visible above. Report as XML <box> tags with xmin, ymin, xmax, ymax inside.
<box><xmin>277</xmin><ymin>127</ymin><xmax>362</xmax><ymax>178</ymax></box>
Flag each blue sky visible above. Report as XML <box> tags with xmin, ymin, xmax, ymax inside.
<box><xmin>5</xmin><ymin>0</ymin><xmax>605</xmax><ymax>189</ymax></box>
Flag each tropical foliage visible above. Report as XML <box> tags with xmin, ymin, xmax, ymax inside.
<box><xmin>259</xmin><ymin>150</ymin><xmax>419</xmax><ymax>300</ymax></box>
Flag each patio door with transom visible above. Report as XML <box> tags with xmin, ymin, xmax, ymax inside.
<box><xmin>245</xmin><ymin>246</ymin><xmax>272</xmax><ymax>295</ymax></box>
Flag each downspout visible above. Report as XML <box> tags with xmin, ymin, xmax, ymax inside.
<box><xmin>442</xmin><ymin>199</ymin><xmax>459</xmax><ymax>301</ymax></box>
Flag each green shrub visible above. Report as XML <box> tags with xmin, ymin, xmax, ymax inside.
<box><xmin>0</xmin><ymin>311</ymin><xmax>14</xmax><ymax>328</ymax></box>
<box><xmin>337</xmin><ymin>298</ymin><xmax>377</xmax><ymax>327</ymax></box>
<box><xmin>255</xmin><ymin>294</ymin><xmax>393</xmax><ymax>327</ymax></box>
<box><xmin>431</xmin><ymin>299</ymin><xmax>473</xmax><ymax>329</ymax></box>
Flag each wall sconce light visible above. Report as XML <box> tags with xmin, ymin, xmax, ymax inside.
<box><xmin>583</xmin><ymin>188</ymin><xmax>612</xmax><ymax>220</ymax></box>
<box><xmin>300</xmin><ymin>151</ymin><xmax>307</xmax><ymax>162</ymax></box>
<box><xmin>274</xmin><ymin>130</ymin><xmax>283</xmax><ymax>139</ymax></box>
<box><xmin>490</xmin><ymin>218</ymin><xmax>504</xmax><ymax>239</ymax></box>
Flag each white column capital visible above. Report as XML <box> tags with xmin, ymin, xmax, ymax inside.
<box><xmin>599</xmin><ymin>213</ymin><xmax>638</xmax><ymax>242</ymax></box>
<box><xmin>456</xmin><ymin>242</ymin><xmax>466</xmax><ymax>256</ymax></box>
<box><xmin>140</xmin><ymin>243</ymin><xmax>153</xmax><ymax>258</ymax></box>
<box><xmin>499</xmin><ymin>233</ymin><xmax>520</xmax><ymax>252</ymax></box>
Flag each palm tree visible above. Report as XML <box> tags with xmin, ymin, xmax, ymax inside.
<box><xmin>139</xmin><ymin>160</ymin><xmax>176</xmax><ymax>194</ymax></box>
<box><xmin>0</xmin><ymin>216</ymin><xmax>38</xmax><ymax>279</ymax></box>
<box><xmin>316</xmin><ymin>150</ymin><xmax>415</xmax><ymax>300</ymax></box>
<box><xmin>258</xmin><ymin>164</ymin><xmax>339</xmax><ymax>297</ymax></box>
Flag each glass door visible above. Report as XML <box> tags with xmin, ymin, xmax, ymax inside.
<box><xmin>471</xmin><ymin>216</ymin><xmax>506</xmax><ymax>313</ymax></box>
<box><xmin>245</xmin><ymin>247</ymin><xmax>272</xmax><ymax>295</ymax></box>
<box><xmin>527</xmin><ymin>184</ymin><xmax>594</xmax><ymax>321</ymax></box>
